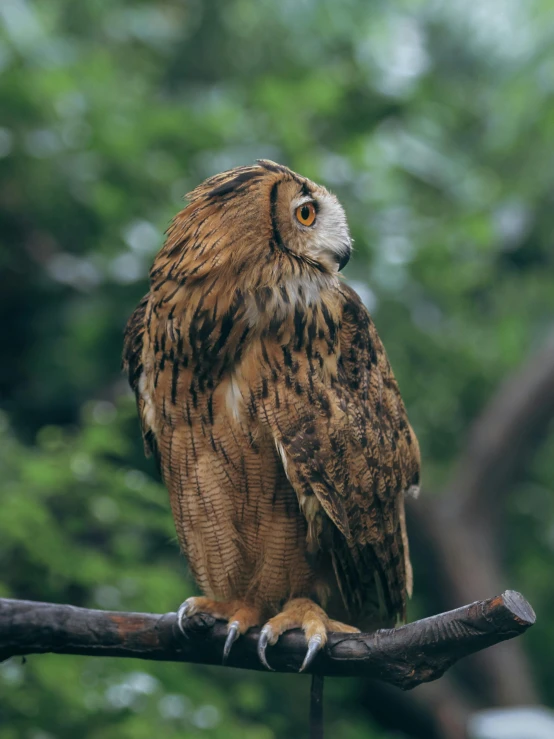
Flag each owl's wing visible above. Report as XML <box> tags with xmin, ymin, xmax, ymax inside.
<box><xmin>258</xmin><ymin>283</ymin><xmax>420</xmax><ymax>626</ymax></box>
<box><xmin>122</xmin><ymin>294</ymin><xmax>161</xmax><ymax>468</ymax></box>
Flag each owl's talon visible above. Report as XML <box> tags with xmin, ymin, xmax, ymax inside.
<box><xmin>257</xmin><ymin>626</ymin><xmax>275</xmax><ymax>671</ymax></box>
<box><xmin>176</xmin><ymin>599</ymin><xmax>196</xmax><ymax>636</ymax></box>
<box><xmin>299</xmin><ymin>634</ymin><xmax>323</xmax><ymax>673</ymax></box>
<box><xmin>222</xmin><ymin>621</ymin><xmax>240</xmax><ymax>663</ymax></box>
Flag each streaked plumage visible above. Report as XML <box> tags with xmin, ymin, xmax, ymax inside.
<box><xmin>123</xmin><ymin>160</ymin><xmax>420</xmax><ymax>664</ymax></box>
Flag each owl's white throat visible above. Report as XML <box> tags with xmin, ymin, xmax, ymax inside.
<box><xmin>243</xmin><ymin>271</ymin><xmax>336</xmax><ymax>329</ymax></box>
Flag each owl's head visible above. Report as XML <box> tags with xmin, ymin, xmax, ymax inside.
<box><xmin>151</xmin><ymin>160</ymin><xmax>352</xmax><ymax>291</ymax></box>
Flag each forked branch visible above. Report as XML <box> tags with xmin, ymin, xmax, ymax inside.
<box><xmin>0</xmin><ymin>590</ymin><xmax>534</xmax><ymax>689</ymax></box>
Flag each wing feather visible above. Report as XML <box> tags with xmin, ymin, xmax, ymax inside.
<box><xmin>259</xmin><ymin>283</ymin><xmax>420</xmax><ymax>626</ymax></box>
<box><xmin>122</xmin><ymin>295</ymin><xmax>161</xmax><ymax>468</ymax></box>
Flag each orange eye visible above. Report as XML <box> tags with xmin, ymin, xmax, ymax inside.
<box><xmin>295</xmin><ymin>202</ymin><xmax>316</xmax><ymax>227</ymax></box>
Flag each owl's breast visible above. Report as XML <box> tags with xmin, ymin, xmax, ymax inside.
<box><xmin>142</xmin><ymin>348</ymin><xmax>309</xmax><ymax>601</ymax></box>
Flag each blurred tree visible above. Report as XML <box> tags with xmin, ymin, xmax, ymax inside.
<box><xmin>1</xmin><ymin>0</ymin><xmax>553</xmax><ymax>737</ymax></box>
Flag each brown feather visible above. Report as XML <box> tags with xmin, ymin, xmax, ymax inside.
<box><xmin>123</xmin><ymin>161</ymin><xmax>420</xmax><ymax>626</ymax></box>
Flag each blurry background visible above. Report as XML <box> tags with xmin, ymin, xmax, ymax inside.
<box><xmin>1</xmin><ymin>0</ymin><xmax>554</xmax><ymax>737</ymax></box>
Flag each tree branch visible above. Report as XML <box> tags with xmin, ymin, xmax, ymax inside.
<box><xmin>0</xmin><ymin>591</ymin><xmax>534</xmax><ymax>690</ymax></box>
<box><xmin>443</xmin><ymin>330</ymin><xmax>554</xmax><ymax>520</ymax></box>
<box><xmin>405</xmin><ymin>333</ymin><xmax>554</xmax><ymax>709</ymax></box>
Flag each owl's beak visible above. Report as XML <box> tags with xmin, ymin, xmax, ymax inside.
<box><xmin>338</xmin><ymin>246</ymin><xmax>351</xmax><ymax>271</ymax></box>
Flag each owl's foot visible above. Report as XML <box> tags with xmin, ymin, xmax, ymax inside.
<box><xmin>177</xmin><ymin>596</ymin><xmax>262</xmax><ymax>662</ymax></box>
<box><xmin>257</xmin><ymin>597</ymin><xmax>359</xmax><ymax>672</ymax></box>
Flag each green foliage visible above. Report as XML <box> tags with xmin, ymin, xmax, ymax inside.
<box><xmin>1</xmin><ymin>0</ymin><xmax>554</xmax><ymax>736</ymax></box>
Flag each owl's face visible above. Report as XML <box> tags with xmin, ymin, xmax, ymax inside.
<box><xmin>152</xmin><ymin>160</ymin><xmax>352</xmax><ymax>293</ymax></box>
<box><xmin>268</xmin><ymin>169</ymin><xmax>352</xmax><ymax>274</ymax></box>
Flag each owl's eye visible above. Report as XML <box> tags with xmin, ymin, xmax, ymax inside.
<box><xmin>295</xmin><ymin>202</ymin><xmax>317</xmax><ymax>227</ymax></box>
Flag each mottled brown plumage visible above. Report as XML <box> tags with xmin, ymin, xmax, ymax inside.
<box><xmin>123</xmin><ymin>160</ymin><xmax>420</xmax><ymax>667</ymax></box>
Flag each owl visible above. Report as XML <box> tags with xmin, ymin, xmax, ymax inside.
<box><xmin>123</xmin><ymin>160</ymin><xmax>420</xmax><ymax>671</ymax></box>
